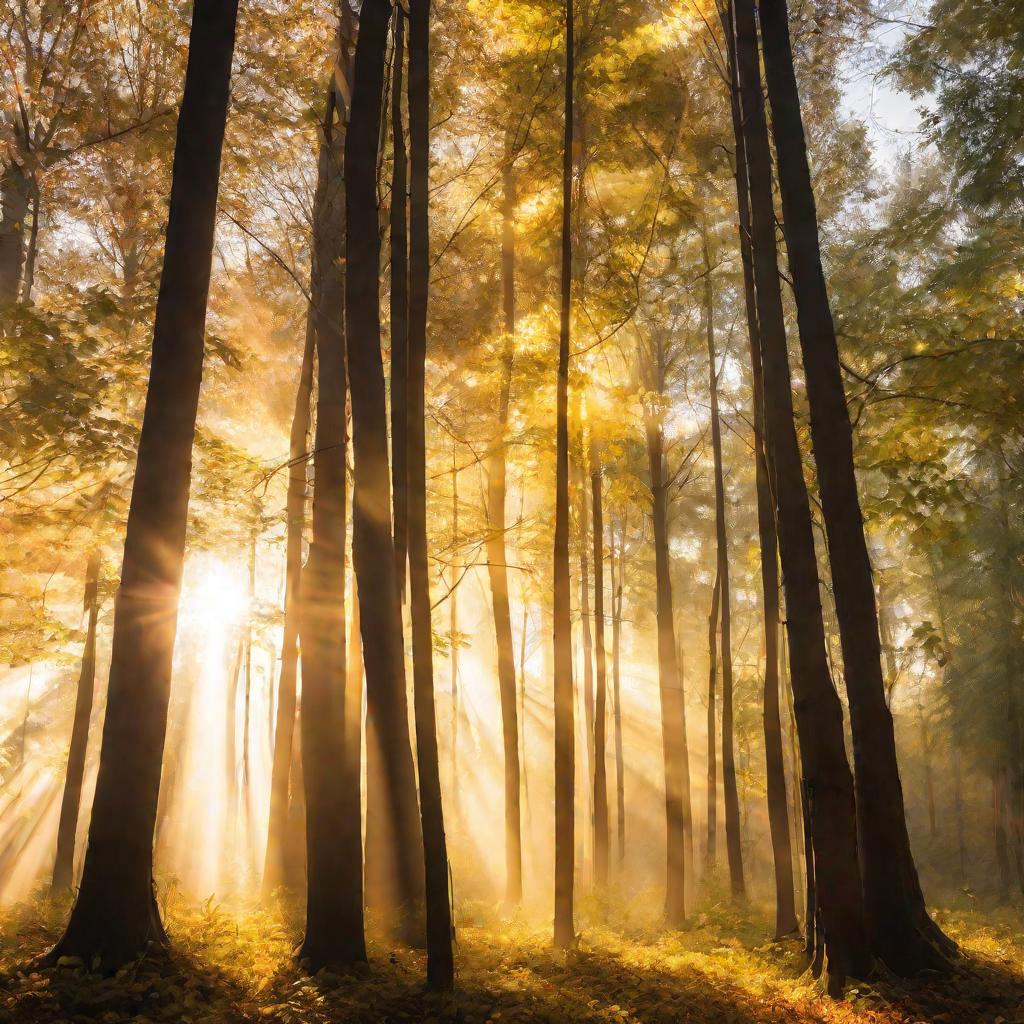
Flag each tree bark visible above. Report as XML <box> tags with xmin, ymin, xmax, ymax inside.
<box><xmin>646</xmin><ymin>408</ymin><xmax>687</xmax><ymax>928</ymax></box>
<box><xmin>46</xmin><ymin>0</ymin><xmax>239</xmax><ymax>969</ymax></box>
<box><xmin>390</xmin><ymin>8</ymin><xmax>409</xmax><ymax>599</ymax></box>
<box><xmin>262</xmin><ymin>309</ymin><xmax>315</xmax><ymax>896</ymax></box>
<box><xmin>706</xmin><ymin>571</ymin><xmax>720</xmax><ymax>870</ymax></box>
<box><xmin>591</xmin><ymin>440</ymin><xmax>609</xmax><ymax>891</ymax></box>
<box><xmin>485</xmin><ymin>143</ymin><xmax>523</xmax><ymax>907</ymax></box>
<box><xmin>406</xmin><ymin>0</ymin><xmax>455</xmax><ymax>988</ymax></box>
<box><xmin>345</xmin><ymin>0</ymin><xmax>426</xmax><ymax>945</ymax></box>
<box><xmin>703</xmin><ymin>239</ymin><xmax>745</xmax><ymax>899</ymax></box>
<box><xmin>298</xmin><ymin>10</ymin><xmax>365</xmax><ymax>960</ymax></box>
<box><xmin>553</xmin><ymin>0</ymin><xmax>576</xmax><ymax>950</ymax></box>
<box><xmin>0</xmin><ymin>160</ymin><xmax>30</xmax><ymax>306</ymax></box>
<box><xmin>758</xmin><ymin>0</ymin><xmax>952</xmax><ymax>974</ymax></box>
<box><xmin>51</xmin><ymin>551</ymin><xmax>102</xmax><ymax>893</ymax></box>
<box><xmin>725</xmin><ymin>64</ymin><xmax>796</xmax><ymax>930</ymax></box>
<box><xmin>612</xmin><ymin>521</ymin><xmax>625</xmax><ymax>867</ymax></box>
<box><xmin>730</xmin><ymin>0</ymin><xmax>870</xmax><ymax>991</ymax></box>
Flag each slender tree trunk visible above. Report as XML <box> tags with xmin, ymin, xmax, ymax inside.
<box><xmin>612</xmin><ymin>522</ymin><xmax>625</xmax><ymax>867</ymax></box>
<box><xmin>727</xmin><ymin>68</ymin><xmax>796</xmax><ymax>930</ymax></box>
<box><xmin>675</xmin><ymin>631</ymin><xmax>695</xmax><ymax>887</ymax></box>
<box><xmin>47</xmin><ymin>0</ymin><xmax>239</xmax><ymax>968</ymax></box>
<box><xmin>20</xmin><ymin>176</ymin><xmax>38</xmax><ymax>304</ymax></box>
<box><xmin>263</xmin><ymin>312</ymin><xmax>315</xmax><ymax>896</ymax></box>
<box><xmin>730</xmin><ymin>0</ymin><xmax>869</xmax><ymax>990</ymax></box>
<box><xmin>646</xmin><ymin>410</ymin><xmax>687</xmax><ymax>928</ymax></box>
<box><xmin>51</xmin><ymin>551</ymin><xmax>102</xmax><ymax>893</ymax></box>
<box><xmin>703</xmin><ymin>239</ymin><xmax>745</xmax><ymax>898</ymax></box>
<box><xmin>0</xmin><ymin>159</ymin><xmax>30</xmax><ymax>306</ymax></box>
<box><xmin>578</xmin><ymin>452</ymin><xmax>595</xmax><ymax>857</ymax></box>
<box><xmin>345</xmin><ymin>0</ymin><xmax>425</xmax><ymax>945</ymax></box>
<box><xmin>706</xmin><ymin>571</ymin><xmax>720</xmax><ymax>870</ymax></box>
<box><xmin>758</xmin><ymin>0</ymin><xmax>951</xmax><ymax>973</ymax></box>
<box><xmin>591</xmin><ymin>441</ymin><xmax>609</xmax><ymax>891</ymax></box>
<box><xmin>450</xmin><ymin>451</ymin><xmax>460</xmax><ymax>817</ymax></box>
<box><xmin>407</xmin><ymin>0</ymin><xmax>454</xmax><ymax>987</ymax></box>
<box><xmin>552</xmin><ymin>0</ymin><xmax>576</xmax><ymax>949</ymax></box>
<box><xmin>485</xmin><ymin>141</ymin><xmax>523</xmax><ymax>907</ymax></box>
<box><xmin>390</xmin><ymin>8</ymin><xmax>409</xmax><ymax>599</ymax></box>
<box><xmin>346</xmin><ymin>573</ymin><xmax>363</xmax><ymax>796</ymax></box>
<box><xmin>298</xmin><ymin>11</ymin><xmax>365</xmax><ymax>960</ymax></box>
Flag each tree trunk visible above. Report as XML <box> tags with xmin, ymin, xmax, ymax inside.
<box><xmin>553</xmin><ymin>0</ymin><xmax>576</xmax><ymax>950</ymax></box>
<box><xmin>407</xmin><ymin>0</ymin><xmax>454</xmax><ymax>988</ymax></box>
<box><xmin>390</xmin><ymin>8</ymin><xmax>409</xmax><ymax>599</ymax></box>
<box><xmin>46</xmin><ymin>0</ymin><xmax>239</xmax><ymax>969</ymax></box>
<box><xmin>591</xmin><ymin>441</ymin><xmax>609</xmax><ymax>891</ymax></box>
<box><xmin>0</xmin><ymin>160</ymin><xmax>30</xmax><ymax>306</ymax></box>
<box><xmin>262</xmin><ymin>310</ymin><xmax>315</xmax><ymax>896</ymax></box>
<box><xmin>485</xmin><ymin>144</ymin><xmax>523</xmax><ymax>907</ymax></box>
<box><xmin>51</xmin><ymin>551</ymin><xmax>102</xmax><ymax>893</ymax></box>
<box><xmin>757</xmin><ymin>0</ymin><xmax>952</xmax><ymax>974</ymax></box>
<box><xmin>298</xmin><ymin>12</ymin><xmax>365</xmax><ymax>960</ymax></box>
<box><xmin>730</xmin><ymin>0</ymin><xmax>870</xmax><ymax>991</ymax></box>
<box><xmin>612</xmin><ymin>521</ymin><xmax>625</xmax><ymax>867</ymax></box>
<box><xmin>578</xmin><ymin>451</ymin><xmax>595</xmax><ymax>861</ymax></box>
<box><xmin>706</xmin><ymin>571</ymin><xmax>720</xmax><ymax>871</ymax></box>
<box><xmin>726</xmin><ymin>68</ymin><xmax>796</xmax><ymax>930</ymax></box>
<box><xmin>646</xmin><ymin>412</ymin><xmax>687</xmax><ymax>928</ymax></box>
<box><xmin>674</xmin><ymin>630</ymin><xmax>695</xmax><ymax>889</ymax></box>
<box><xmin>20</xmin><ymin>176</ymin><xmax>39</xmax><ymax>304</ymax></box>
<box><xmin>450</xmin><ymin>451</ymin><xmax>461</xmax><ymax>818</ymax></box>
<box><xmin>345</xmin><ymin>0</ymin><xmax>425</xmax><ymax>945</ymax></box>
<box><xmin>703</xmin><ymin>238</ymin><xmax>745</xmax><ymax>899</ymax></box>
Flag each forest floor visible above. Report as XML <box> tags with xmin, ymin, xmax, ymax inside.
<box><xmin>0</xmin><ymin>892</ymin><xmax>1022</xmax><ymax>1023</ymax></box>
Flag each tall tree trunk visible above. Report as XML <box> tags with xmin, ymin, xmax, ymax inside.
<box><xmin>345</xmin><ymin>0</ymin><xmax>426</xmax><ymax>945</ymax></box>
<box><xmin>702</xmin><ymin>231</ymin><xmax>744</xmax><ymax>898</ymax></box>
<box><xmin>51</xmin><ymin>551</ymin><xmax>102</xmax><ymax>893</ymax></box>
<box><xmin>263</xmin><ymin>311</ymin><xmax>315</xmax><ymax>896</ymax></box>
<box><xmin>390</xmin><ymin>8</ymin><xmax>409</xmax><ymax>599</ymax></box>
<box><xmin>298</xmin><ymin>9</ymin><xmax>365</xmax><ymax>959</ymax></box>
<box><xmin>20</xmin><ymin>176</ymin><xmax>38</xmax><ymax>304</ymax></box>
<box><xmin>450</xmin><ymin>450</ymin><xmax>460</xmax><ymax>817</ymax></box>
<box><xmin>674</xmin><ymin>629</ymin><xmax>695</xmax><ymax>888</ymax></box>
<box><xmin>612</xmin><ymin>521</ymin><xmax>625</xmax><ymax>867</ymax></box>
<box><xmin>46</xmin><ymin>0</ymin><xmax>239</xmax><ymax>968</ymax></box>
<box><xmin>730</xmin><ymin>0</ymin><xmax>869</xmax><ymax>991</ymax></box>
<box><xmin>552</xmin><ymin>0</ymin><xmax>576</xmax><ymax>950</ymax></box>
<box><xmin>485</xmin><ymin>142</ymin><xmax>522</xmax><ymax>907</ymax></box>
<box><xmin>0</xmin><ymin>160</ymin><xmax>30</xmax><ymax>306</ymax></box>
<box><xmin>646</xmin><ymin>408</ymin><xmax>687</xmax><ymax>928</ymax></box>
<box><xmin>726</xmin><ymin>66</ymin><xmax>796</xmax><ymax>930</ymax></box>
<box><xmin>407</xmin><ymin>0</ymin><xmax>454</xmax><ymax>988</ymax></box>
<box><xmin>706</xmin><ymin>571</ymin><xmax>720</xmax><ymax>870</ymax></box>
<box><xmin>591</xmin><ymin>441</ymin><xmax>609</xmax><ymax>891</ymax></box>
<box><xmin>757</xmin><ymin>0</ymin><xmax>951</xmax><ymax>973</ymax></box>
<box><xmin>578</xmin><ymin>452</ymin><xmax>595</xmax><ymax>856</ymax></box>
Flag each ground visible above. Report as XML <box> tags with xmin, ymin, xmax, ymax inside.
<box><xmin>0</xmin><ymin>893</ymin><xmax>1022</xmax><ymax>1023</ymax></box>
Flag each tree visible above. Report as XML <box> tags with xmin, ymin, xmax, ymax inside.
<box><xmin>407</xmin><ymin>0</ymin><xmax>455</xmax><ymax>989</ymax></box>
<box><xmin>701</xmin><ymin>227</ymin><xmax>744</xmax><ymax>899</ymax></box>
<box><xmin>51</xmin><ymin>550</ymin><xmax>102</xmax><ymax>893</ymax></box>
<box><xmin>590</xmin><ymin>438</ymin><xmax>609</xmax><ymax>890</ymax></box>
<box><xmin>722</xmin><ymin>17</ymin><xmax>795</xmax><ymax>932</ymax></box>
<box><xmin>297</xmin><ymin>0</ymin><xmax>364</xmax><ymax>968</ymax></box>
<box><xmin>262</xmin><ymin>312</ymin><xmax>314</xmax><ymax>895</ymax></box>
<box><xmin>552</xmin><ymin>0</ymin><xmax>576</xmax><ymax>952</ymax></box>
<box><xmin>46</xmin><ymin>0</ymin><xmax>240</xmax><ymax>968</ymax></box>
<box><xmin>730</xmin><ymin>0</ymin><xmax>870</xmax><ymax>990</ymax></box>
<box><xmin>484</xmin><ymin>122</ymin><xmax>524</xmax><ymax>909</ymax></box>
<box><xmin>758</xmin><ymin>0</ymin><xmax>954</xmax><ymax>974</ymax></box>
<box><xmin>641</xmin><ymin>329</ymin><xmax>688</xmax><ymax>929</ymax></box>
<box><xmin>344</xmin><ymin>0</ymin><xmax>425</xmax><ymax>945</ymax></box>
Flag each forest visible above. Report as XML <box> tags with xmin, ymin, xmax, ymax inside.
<box><xmin>0</xmin><ymin>0</ymin><xmax>1022</xmax><ymax>1020</ymax></box>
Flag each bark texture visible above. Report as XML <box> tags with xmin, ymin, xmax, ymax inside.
<box><xmin>47</xmin><ymin>0</ymin><xmax>239</xmax><ymax>969</ymax></box>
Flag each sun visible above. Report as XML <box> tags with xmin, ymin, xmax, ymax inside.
<box><xmin>180</xmin><ymin>552</ymin><xmax>250</xmax><ymax>638</ymax></box>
